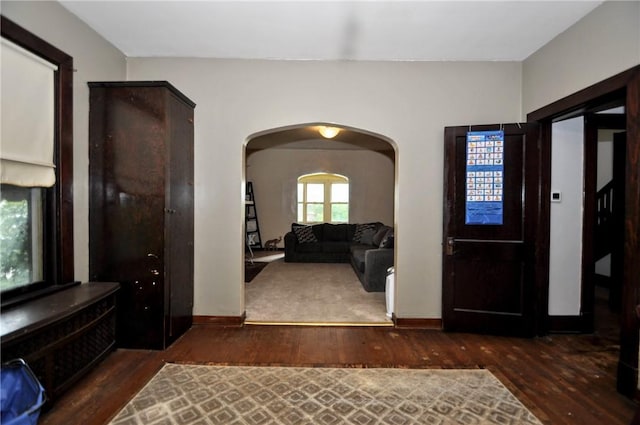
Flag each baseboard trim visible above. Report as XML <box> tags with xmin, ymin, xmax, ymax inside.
<box><xmin>394</xmin><ymin>317</ymin><xmax>442</xmax><ymax>330</ymax></box>
<box><xmin>548</xmin><ymin>315</ymin><xmax>590</xmax><ymax>333</ymax></box>
<box><xmin>617</xmin><ymin>359</ymin><xmax>639</xmax><ymax>398</ymax></box>
<box><xmin>193</xmin><ymin>314</ymin><xmax>245</xmax><ymax>327</ymax></box>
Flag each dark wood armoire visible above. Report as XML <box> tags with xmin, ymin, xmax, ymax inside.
<box><xmin>88</xmin><ymin>81</ymin><xmax>195</xmax><ymax>350</ymax></box>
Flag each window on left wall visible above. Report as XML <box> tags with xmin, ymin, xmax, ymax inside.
<box><xmin>0</xmin><ymin>186</ymin><xmax>45</xmax><ymax>292</ymax></box>
<box><xmin>0</xmin><ymin>16</ymin><xmax>74</xmax><ymax>304</ymax></box>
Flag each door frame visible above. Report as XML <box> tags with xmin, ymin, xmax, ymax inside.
<box><xmin>527</xmin><ymin>65</ymin><xmax>640</xmax><ymax>397</ymax></box>
<box><xmin>583</xmin><ymin>113</ymin><xmax>626</xmax><ymax>326</ymax></box>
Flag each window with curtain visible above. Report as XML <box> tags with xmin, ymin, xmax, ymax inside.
<box><xmin>0</xmin><ymin>17</ymin><xmax>74</xmax><ymax>302</ymax></box>
<box><xmin>297</xmin><ymin>173</ymin><xmax>349</xmax><ymax>224</ymax></box>
<box><xmin>0</xmin><ymin>38</ymin><xmax>56</xmax><ymax>294</ymax></box>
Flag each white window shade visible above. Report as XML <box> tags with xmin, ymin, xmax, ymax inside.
<box><xmin>1</xmin><ymin>38</ymin><xmax>57</xmax><ymax>187</ymax></box>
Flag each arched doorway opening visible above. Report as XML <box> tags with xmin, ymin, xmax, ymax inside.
<box><xmin>243</xmin><ymin>122</ymin><xmax>397</xmax><ymax>325</ymax></box>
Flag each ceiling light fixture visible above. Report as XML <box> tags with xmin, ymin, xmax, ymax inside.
<box><xmin>318</xmin><ymin>126</ymin><xmax>341</xmax><ymax>139</ymax></box>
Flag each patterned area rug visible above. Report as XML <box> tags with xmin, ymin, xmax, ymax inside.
<box><xmin>109</xmin><ymin>364</ymin><xmax>542</xmax><ymax>425</ymax></box>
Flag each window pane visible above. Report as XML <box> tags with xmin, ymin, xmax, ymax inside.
<box><xmin>331</xmin><ymin>183</ymin><xmax>349</xmax><ymax>202</ymax></box>
<box><xmin>297</xmin><ymin>203</ymin><xmax>303</xmax><ymax>222</ymax></box>
<box><xmin>306</xmin><ymin>184</ymin><xmax>324</xmax><ymax>202</ymax></box>
<box><xmin>0</xmin><ymin>185</ymin><xmax>43</xmax><ymax>292</ymax></box>
<box><xmin>306</xmin><ymin>203</ymin><xmax>323</xmax><ymax>222</ymax></box>
<box><xmin>331</xmin><ymin>204</ymin><xmax>349</xmax><ymax>223</ymax></box>
<box><xmin>297</xmin><ymin>183</ymin><xmax>303</xmax><ymax>203</ymax></box>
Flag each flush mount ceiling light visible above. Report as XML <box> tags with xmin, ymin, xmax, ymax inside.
<box><xmin>318</xmin><ymin>126</ymin><xmax>341</xmax><ymax>139</ymax></box>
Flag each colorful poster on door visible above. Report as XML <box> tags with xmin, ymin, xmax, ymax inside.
<box><xmin>465</xmin><ymin>130</ymin><xmax>504</xmax><ymax>225</ymax></box>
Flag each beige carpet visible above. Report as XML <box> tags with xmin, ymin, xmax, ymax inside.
<box><xmin>245</xmin><ymin>260</ymin><xmax>390</xmax><ymax>325</ymax></box>
<box><xmin>109</xmin><ymin>363</ymin><xmax>543</xmax><ymax>425</ymax></box>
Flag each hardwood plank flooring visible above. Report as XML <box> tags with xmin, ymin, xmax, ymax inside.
<box><xmin>38</xmin><ymin>324</ymin><xmax>637</xmax><ymax>425</ymax></box>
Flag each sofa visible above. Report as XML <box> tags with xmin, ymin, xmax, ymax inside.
<box><xmin>284</xmin><ymin>222</ymin><xmax>394</xmax><ymax>292</ymax></box>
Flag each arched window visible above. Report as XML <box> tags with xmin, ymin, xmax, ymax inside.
<box><xmin>297</xmin><ymin>173</ymin><xmax>349</xmax><ymax>224</ymax></box>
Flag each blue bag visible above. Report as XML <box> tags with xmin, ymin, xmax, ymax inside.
<box><xmin>0</xmin><ymin>359</ymin><xmax>46</xmax><ymax>425</ymax></box>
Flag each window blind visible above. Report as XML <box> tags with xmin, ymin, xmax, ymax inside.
<box><xmin>1</xmin><ymin>37</ymin><xmax>58</xmax><ymax>187</ymax></box>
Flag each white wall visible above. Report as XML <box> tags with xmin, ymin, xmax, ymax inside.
<box><xmin>523</xmin><ymin>1</ymin><xmax>638</xmax><ymax>316</ymax></box>
<box><xmin>246</xmin><ymin>148</ymin><xmax>395</xmax><ymax>244</ymax></box>
<box><xmin>126</xmin><ymin>58</ymin><xmax>523</xmax><ymax>318</ymax></box>
<box><xmin>6</xmin><ymin>0</ymin><xmax>635</xmax><ymax>321</ymax></box>
<box><xmin>2</xmin><ymin>1</ymin><xmax>127</xmax><ymax>282</ymax></box>
<box><xmin>549</xmin><ymin>117</ymin><xmax>584</xmax><ymax>316</ymax></box>
<box><xmin>523</xmin><ymin>1</ymin><xmax>640</xmax><ymax>115</ymax></box>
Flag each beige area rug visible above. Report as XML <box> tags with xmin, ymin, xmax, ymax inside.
<box><xmin>109</xmin><ymin>363</ymin><xmax>543</xmax><ymax>425</ymax></box>
<box><xmin>244</xmin><ymin>260</ymin><xmax>390</xmax><ymax>325</ymax></box>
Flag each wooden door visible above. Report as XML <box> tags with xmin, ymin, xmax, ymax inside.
<box><xmin>609</xmin><ymin>131</ymin><xmax>626</xmax><ymax>312</ymax></box>
<box><xmin>165</xmin><ymin>92</ymin><xmax>195</xmax><ymax>343</ymax></box>
<box><xmin>443</xmin><ymin>123</ymin><xmax>539</xmax><ymax>336</ymax></box>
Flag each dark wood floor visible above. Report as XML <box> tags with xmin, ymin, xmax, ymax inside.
<box><xmin>38</xmin><ymin>326</ymin><xmax>637</xmax><ymax>424</ymax></box>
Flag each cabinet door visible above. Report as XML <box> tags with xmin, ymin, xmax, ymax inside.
<box><xmin>165</xmin><ymin>93</ymin><xmax>195</xmax><ymax>342</ymax></box>
<box><xmin>90</xmin><ymin>86</ymin><xmax>168</xmax><ymax>348</ymax></box>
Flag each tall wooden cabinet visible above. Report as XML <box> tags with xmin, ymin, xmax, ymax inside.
<box><xmin>88</xmin><ymin>81</ymin><xmax>195</xmax><ymax>350</ymax></box>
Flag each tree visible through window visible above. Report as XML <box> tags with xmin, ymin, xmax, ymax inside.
<box><xmin>0</xmin><ymin>186</ymin><xmax>44</xmax><ymax>291</ymax></box>
<box><xmin>297</xmin><ymin>173</ymin><xmax>349</xmax><ymax>223</ymax></box>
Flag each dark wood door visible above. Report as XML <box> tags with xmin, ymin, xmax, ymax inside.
<box><xmin>610</xmin><ymin>131</ymin><xmax>626</xmax><ymax>312</ymax></box>
<box><xmin>166</xmin><ymin>93</ymin><xmax>195</xmax><ymax>342</ymax></box>
<box><xmin>443</xmin><ymin>123</ymin><xmax>539</xmax><ymax>336</ymax></box>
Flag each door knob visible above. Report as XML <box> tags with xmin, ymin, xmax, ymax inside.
<box><xmin>446</xmin><ymin>237</ymin><xmax>455</xmax><ymax>256</ymax></box>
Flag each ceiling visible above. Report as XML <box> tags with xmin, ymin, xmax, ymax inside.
<box><xmin>59</xmin><ymin>1</ymin><xmax>602</xmax><ymax>62</ymax></box>
<box><xmin>58</xmin><ymin>1</ymin><xmax>602</xmax><ymax>151</ymax></box>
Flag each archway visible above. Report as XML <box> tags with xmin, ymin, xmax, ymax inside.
<box><xmin>242</xmin><ymin>122</ymin><xmax>397</xmax><ymax>325</ymax></box>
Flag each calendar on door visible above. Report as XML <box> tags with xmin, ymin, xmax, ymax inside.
<box><xmin>465</xmin><ymin>130</ymin><xmax>504</xmax><ymax>225</ymax></box>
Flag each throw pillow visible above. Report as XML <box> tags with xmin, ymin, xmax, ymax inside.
<box><xmin>359</xmin><ymin>229</ymin><xmax>376</xmax><ymax>245</ymax></box>
<box><xmin>372</xmin><ymin>226</ymin><xmax>391</xmax><ymax>247</ymax></box>
<box><xmin>380</xmin><ymin>234</ymin><xmax>394</xmax><ymax>249</ymax></box>
<box><xmin>353</xmin><ymin>223</ymin><xmax>377</xmax><ymax>242</ymax></box>
<box><xmin>293</xmin><ymin>225</ymin><xmax>318</xmax><ymax>243</ymax></box>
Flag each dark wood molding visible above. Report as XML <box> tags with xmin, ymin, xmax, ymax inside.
<box><xmin>88</xmin><ymin>81</ymin><xmax>196</xmax><ymax>108</ymax></box>
<box><xmin>528</xmin><ymin>66</ymin><xmax>636</xmax><ymax>122</ymax></box>
<box><xmin>193</xmin><ymin>314</ymin><xmax>246</xmax><ymax>327</ymax></box>
<box><xmin>590</xmin><ymin>113</ymin><xmax>626</xmax><ymax>129</ymax></box>
<box><xmin>394</xmin><ymin>318</ymin><xmax>442</xmax><ymax>330</ymax></box>
<box><xmin>534</xmin><ymin>121</ymin><xmax>552</xmax><ymax>336</ymax></box>
<box><xmin>548</xmin><ymin>315</ymin><xmax>591</xmax><ymax>334</ymax></box>
<box><xmin>527</xmin><ymin>64</ymin><xmax>640</xmax><ymax>397</ymax></box>
<box><xmin>618</xmin><ymin>67</ymin><xmax>640</xmax><ymax>397</ymax></box>
<box><xmin>1</xmin><ymin>16</ymin><xmax>75</xmax><ymax>286</ymax></box>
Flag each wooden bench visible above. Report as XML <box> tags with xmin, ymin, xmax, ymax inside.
<box><xmin>1</xmin><ymin>282</ymin><xmax>119</xmax><ymax>403</ymax></box>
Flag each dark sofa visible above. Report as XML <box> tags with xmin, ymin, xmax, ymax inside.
<box><xmin>284</xmin><ymin>222</ymin><xmax>394</xmax><ymax>292</ymax></box>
